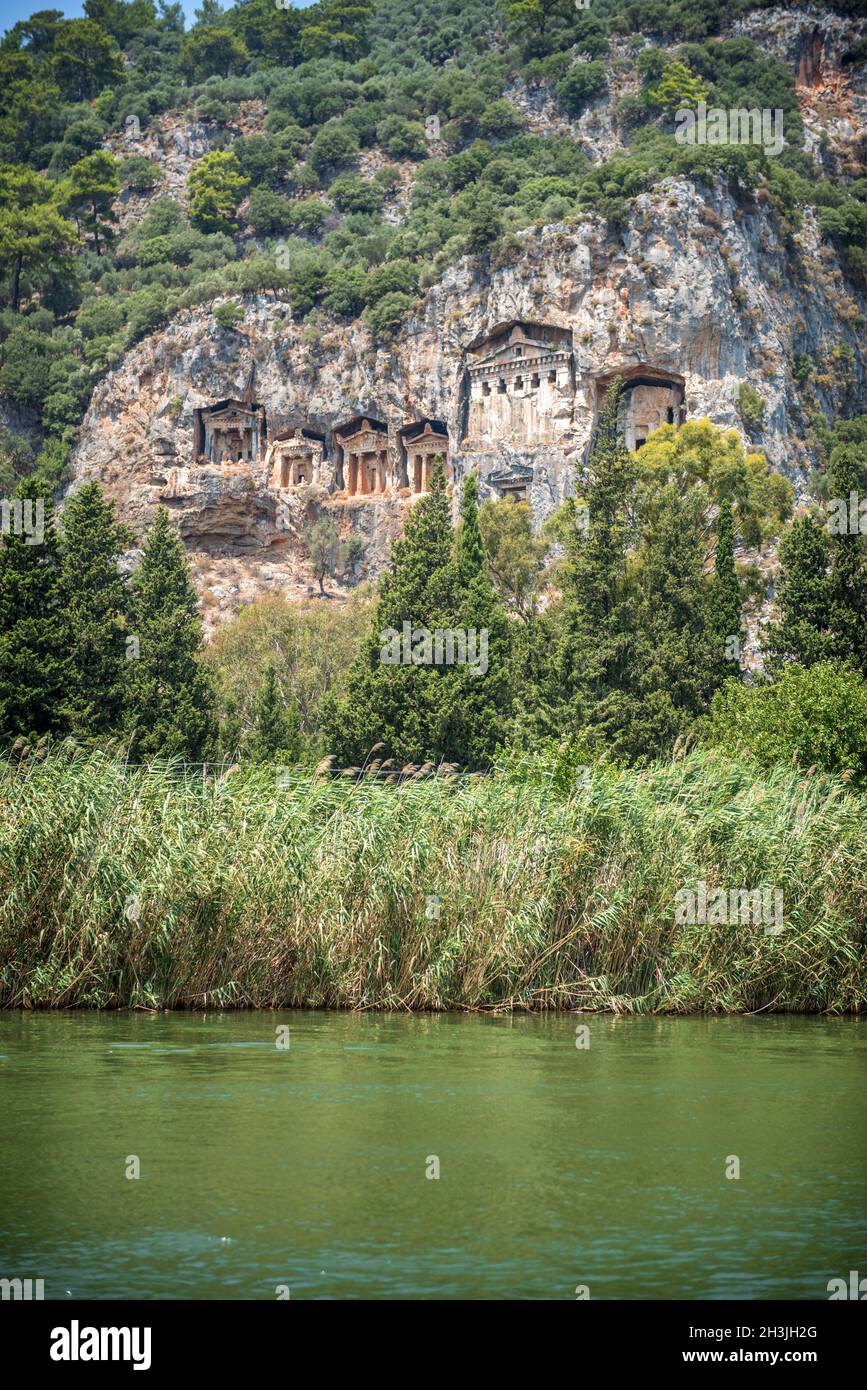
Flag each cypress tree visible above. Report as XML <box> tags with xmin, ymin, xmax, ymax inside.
<box><xmin>707</xmin><ymin>497</ymin><xmax>744</xmax><ymax>685</ymax></box>
<box><xmin>456</xmin><ymin>471</ymin><xmax>485</xmax><ymax>584</ymax></box>
<box><xmin>765</xmin><ymin>516</ymin><xmax>835</xmax><ymax>671</ymax></box>
<box><xmin>0</xmin><ymin>478</ymin><xmax>67</xmax><ymax>743</ymax></box>
<box><xmin>219</xmin><ymin>696</ymin><xmax>243</xmax><ymax>764</ymax></box>
<box><xmin>558</xmin><ymin>380</ymin><xmax>637</xmax><ymax>721</ymax></box>
<box><xmin>124</xmin><ymin>507</ymin><xmax>216</xmax><ymax>760</ymax></box>
<box><xmin>447</xmin><ymin>467</ymin><xmax>512</xmax><ymax>764</ymax></box>
<box><xmin>246</xmin><ymin>662</ymin><xmax>302</xmax><ymax>762</ymax></box>
<box><xmin>597</xmin><ymin>483</ymin><xmax>714</xmax><ymax>760</ymax></box>
<box><xmin>327</xmin><ymin>459</ymin><xmax>510</xmax><ymax>767</ymax></box>
<box><xmin>59</xmin><ymin>481</ymin><xmax>133</xmax><ymax>739</ymax></box>
<box><xmin>826</xmin><ymin>442</ymin><xmax>867</xmax><ymax>676</ymax></box>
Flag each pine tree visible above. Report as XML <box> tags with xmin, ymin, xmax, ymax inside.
<box><xmin>58</xmin><ymin>151</ymin><xmax>120</xmax><ymax>257</ymax></box>
<box><xmin>245</xmin><ymin>662</ymin><xmax>302</xmax><ymax>762</ymax></box>
<box><xmin>59</xmin><ymin>481</ymin><xmax>133</xmax><ymax>739</ymax></box>
<box><xmin>0</xmin><ymin>478</ymin><xmax>67</xmax><ymax>742</ymax></box>
<box><xmin>124</xmin><ymin>507</ymin><xmax>216</xmax><ymax>760</ymax></box>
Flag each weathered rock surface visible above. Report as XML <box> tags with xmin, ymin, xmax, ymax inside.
<box><xmin>69</xmin><ymin>8</ymin><xmax>866</xmax><ymax>628</ymax></box>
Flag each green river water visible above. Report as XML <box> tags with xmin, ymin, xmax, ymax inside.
<box><xmin>0</xmin><ymin>1012</ymin><xmax>864</xmax><ymax>1299</ymax></box>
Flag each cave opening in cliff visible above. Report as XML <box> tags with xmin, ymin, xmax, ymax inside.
<box><xmin>593</xmin><ymin>366</ymin><xmax>686</xmax><ymax>453</ymax></box>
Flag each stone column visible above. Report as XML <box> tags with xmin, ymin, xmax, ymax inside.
<box><xmin>348</xmin><ymin>453</ymin><xmax>357</xmax><ymax>496</ymax></box>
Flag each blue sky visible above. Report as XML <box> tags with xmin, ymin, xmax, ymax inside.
<box><xmin>0</xmin><ymin>0</ymin><xmax>316</xmax><ymax>37</ymax></box>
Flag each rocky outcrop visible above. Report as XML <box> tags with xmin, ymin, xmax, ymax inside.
<box><xmin>734</xmin><ymin>6</ymin><xmax>867</xmax><ymax>176</ymax></box>
<box><xmin>68</xmin><ymin>9</ymin><xmax>867</xmax><ymax>628</ymax></box>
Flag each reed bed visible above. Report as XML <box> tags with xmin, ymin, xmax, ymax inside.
<box><xmin>0</xmin><ymin>749</ymin><xmax>864</xmax><ymax>1012</ymax></box>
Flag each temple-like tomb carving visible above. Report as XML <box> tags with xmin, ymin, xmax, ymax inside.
<box><xmin>334</xmin><ymin>417</ymin><xmax>392</xmax><ymax>496</ymax></box>
<box><xmin>399</xmin><ymin>421</ymin><xmax>450</xmax><ymax>493</ymax></box>
<box><xmin>266</xmin><ymin>428</ymin><xmax>325</xmax><ymax>489</ymax></box>
<box><xmin>194</xmin><ymin>399</ymin><xmax>266</xmax><ymax>465</ymax></box>
<box><xmin>596</xmin><ymin>365</ymin><xmax>686</xmax><ymax>451</ymax></box>
<box><xmin>464</xmin><ymin>322</ymin><xmax>574</xmax><ymax>446</ymax></box>
<box><xmin>488</xmin><ymin>463</ymin><xmax>534</xmax><ymax>503</ymax></box>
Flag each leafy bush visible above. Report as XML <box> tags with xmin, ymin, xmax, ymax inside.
<box><xmin>213</xmin><ymin>301</ymin><xmax>244</xmax><ymax>329</ymax></box>
<box><xmin>119</xmin><ymin>156</ymin><xmax>161</xmax><ymax>192</ymax></box>
<box><xmin>322</xmin><ymin>265</ymin><xmax>369</xmax><ymax>318</ymax></box>
<box><xmin>329</xmin><ymin>173</ymin><xmax>384</xmax><ymax>214</ymax></box>
<box><xmin>375</xmin><ymin>115</ymin><xmax>427</xmax><ymax>159</ymax></box>
<box><xmin>738</xmin><ymin>383</ymin><xmax>765</xmax><ymax>427</ymax></box>
<box><xmin>478</xmin><ymin>100</ymin><xmax>527</xmax><ymax>140</ymax></box>
<box><xmin>290</xmin><ymin>199</ymin><xmax>330</xmax><ymax>235</ymax></box>
<box><xmin>557</xmin><ymin>62</ymin><xmax>607</xmax><ymax>116</ymax></box>
<box><xmin>364</xmin><ymin>290</ymin><xmax>414</xmax><ymax>338</ymax></box>
<box><xmin>366</xmin><ymin>258</ymin><xmax>418</xmax><ymax>302</ymax></box>
<box><xmin>247</xmin><ymin>188</ymin><xmax>296</xmax><ymax>236</ymax></box>
<box><xmin>707</xmin><ymin>663</ymin><xmax>867</xmax><ymax>786</ymax></box>
<box><xmin>309</xmin><ymin>120</ymin><xmax>360</xmax><ymax>175</ymax></box>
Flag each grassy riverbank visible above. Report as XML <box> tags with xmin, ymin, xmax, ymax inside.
<box><xmin>0</xmin><ymin>751</ymin><xmax>864</xmax><ymax>1013</ymax></box>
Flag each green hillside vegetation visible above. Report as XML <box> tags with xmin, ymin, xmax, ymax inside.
<box><xmin>1</xmin><ymin>0</ymin><xmax>866</xmax><ymax>490</ymax></box>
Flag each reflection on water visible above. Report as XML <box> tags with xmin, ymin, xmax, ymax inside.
<box><xmin>0</xmin><ymin>1012</ymin><xmax>864</xmax><ymax>1299</ymax></box>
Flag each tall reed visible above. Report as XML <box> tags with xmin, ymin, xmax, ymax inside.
<box><xmin>0</xmin><ymin>749</ymin><xmax>863</xmax><ymax>1012</ymax></box>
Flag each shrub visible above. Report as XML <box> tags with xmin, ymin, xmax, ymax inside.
<box><xmin>77</xmin><ymin>298</ymin><xmax>126</xmax><ymax>340</ymax></box>
<box><xmin>707</xmin><ymin>663</ymin><xmax>867</xmax><ymax>786</ymax></box>
<box><xmin>478</xmin><ymin>100</ymin><xmax>527</xmax><ymax>140</ymax></box>
<box><xmin>366</xmin><ymin>258</ymin><xmax>418</xmax><ymax>302</ymax></box>
<box><xmin>119</xmin><ymin>156</ymin><xmax>161</xmax><ymax>192</ymax></box>
<box><xmin>374</xmin><ymin>165</ymin><xmax>402</xmax><ymax>195</ymax></box>
<box><xmin>247</xmin><ymin>188</ymin><xmax>295</xmax><ymax>236</ymax></box>
<box><xmin>738</xmin><ymin>382</ymin><xmax>765</xmax><ymax>427</ymax></box>
<box><xmin>213</xmin><ymin>302</ymin><xmax>244</xmax><ymax>329</ymax></box>
<box><xmin>364</xmin><ymin>290</ymin><xmax>414</xmax><ymax>338</ymax></box>
<box><xmin>374</xmin><ymin>115</ymin><xmax>427</xmax><ymax>160</ymax></box>
<box><xmin>309</xmin><ymin>120</ymin><xmax>360</xmax><ymax>175</ymax></box>
<box><xmin>322</xmin><ymin>265</ymin><xmax>369</xmax><ymax>318</ymax></box>
<box><xmin>329</xmin><ymin>173</ymin><xmax>384</xmax><ymax>214</ymax></box>
<box><xmin>291</xmin><ymin>199</ymin><xmax>330</xmax><ymax>234</ymax></box>
<box><xmin>233</xmin><ymin>134</ymin><xmax>295</xmax><ymax>189</ymax></box>
<box><xmin>558</xmin><ymin>63</ymin><xmax>607</xmax><ymax>116</ymax></box>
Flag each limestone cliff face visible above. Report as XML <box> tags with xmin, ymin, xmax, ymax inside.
<box><xmin>70</xmin><ymin>9</ymin><xmax>867</xmax><ymax>627</ymax></box>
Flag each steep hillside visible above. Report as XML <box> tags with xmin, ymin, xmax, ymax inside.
<box><xmin>1</xmin><ymin>0</ymin><xmax>866</xmax><ymax>624</ymax></box>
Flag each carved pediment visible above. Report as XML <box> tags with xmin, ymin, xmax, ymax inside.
<box><xmin>404</xmin><ymin>423</ymin><xmax>448</xmax><ymax>452</ymax></box>
<box><xmin>342</xmin><ymin>430</ymin><xmax>387</xmax><ymax>453</ymax></box>
<box><xmin>489</xmin><ymin>464</ymin><xmax>534</xmax><ymax>488</ymax></box>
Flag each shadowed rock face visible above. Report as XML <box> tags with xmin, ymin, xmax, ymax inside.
<box><xmin>71</xmin><ymin>163</ymin><xmax>866</xmax><ymax>625</ymax></box>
